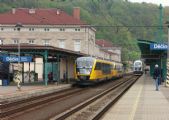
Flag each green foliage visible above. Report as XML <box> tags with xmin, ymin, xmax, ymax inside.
<box><xmin>0</xmin><ymin>0</ymin><xmax>166</xmax><ymax>62</ymax></box>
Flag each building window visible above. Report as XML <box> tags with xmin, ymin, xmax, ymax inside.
<box><xmin>75</xmin><ymin>28</ymin><xmax>80</xmax><ymax>31</ymax></box>
<box><xmin>0</xmin><ymin>39</ymin><xmax>3</xmax><ymax>45</ymax></box>
<box><xmin>44</xmin><ymin>28</ymin><xmax>50</xmax><ymax>31</ymax></box>
<box><xmin>74</xmin><ymin>40</ymin><xmax>81</xmax><ymax>51</ymax></box>
<box><xmin>29</xmin><ymin>28</ymin><xmax>35</xmax><ymax>31</ymax></box>
<box><xmin>43</xmin><ymin>39</ymin><xmax>50</xmax><ymax>46</ymax></box>
<box><xmin>17</xmin><ymin>27</ymin><xmax>21</xmax><ymax>31</ymax></box>
<box><xmin>59</xmin><ymin>28</ymin><xmax>65</xmax><ymax>31</ymax></box>
<box><xmin>59</xmin><ymin>39</ymin><xmax>65</xmax><ymax>48</ymax></box>
<box><xmin>28</xmin><ymin>39</ymin><xmax>34</xmax><ymax>44</ymax></box>
<box><xmin>13</xmin><ymin>39</ymin><xmax>19</xmax><ymax>44</ymax></box>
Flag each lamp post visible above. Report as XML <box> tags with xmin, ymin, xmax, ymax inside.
<box><xmin>14</xmin><ymin>23</ymin><xmax>23</xmax><ymax>90</ymax></box>
<box><xmin>18</xmin><ymin>41</ymin><xmax>20</xmax><ymax>66</ymax></box>
<box><xmin>13</xmin><ymin>40</ymin><xmax>22</xmax><ymax>90</ymax></box>
<box><xmin>15</xmin><ymin>22</ymin><xmax>22</xmax><ymax>67</ymax></box>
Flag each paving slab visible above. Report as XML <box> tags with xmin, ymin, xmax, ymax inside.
<box><xmin>101</xmin><ymin>74</ymin><xmax>169</xmax><ymax>120</ymax></box>
<box><xmin>0</xmin><ymin>83</ymin><xmax>71</xmax><ymax>102</ymax></box>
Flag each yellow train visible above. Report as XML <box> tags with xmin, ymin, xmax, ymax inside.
<box><xmin>75</xmin><ymin>57</ymin><xmax>123</xmax><ymax>85</ymax></box>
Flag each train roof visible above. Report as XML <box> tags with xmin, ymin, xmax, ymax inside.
<box><xmin>76</xmin><ymin>56</ymin><xmax>122</xmax><ymax>65</ymax></box>
<box><xmin>76</xmin><ymin>57</ymin><xmax>95</xmax><ymax>61</ymax></box>
<box><xmin>134</xmin><ymin>60</ymin><xmax>142</xmax><ymax>63</ymax></box>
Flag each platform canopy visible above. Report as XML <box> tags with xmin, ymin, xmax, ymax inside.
<box><xmin>137</xmin><ymin>39</ymin><xmax>167</xmax><ymax>79</ymax></box>
<box><xmin>137</xmin><ymin>39</ymin><xmax>167</xmax><ymax>65</ymax></box>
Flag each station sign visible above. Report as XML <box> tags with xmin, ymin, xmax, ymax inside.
<box><xmin>150</xmin><ymin>43</ymin><xmax>168</xmax><ymax>50</ymax></box>
<box><xmin>2</xmin><ymin>56</ymin><xmax>32</xmax><ymax>62</ymax></box>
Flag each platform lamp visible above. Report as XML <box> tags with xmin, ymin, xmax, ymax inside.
<box><xmin>15</xmin><ymin>23</ymin><xmax>23</xmax><ymax>59</ymax></box>
<box><xmin>15</xmin><ymin>22</ymin><xmax>23</xmax><ymax>83</ymax></box>
<box><xmin>165</xmin><ymin>21</ymin><xmax>169</xmax><ymax>87</ymax></box>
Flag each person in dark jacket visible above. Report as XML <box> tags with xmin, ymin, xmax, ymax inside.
<box><xmin>153</xmin><ymin>64</ymin><xmax>161</xmax><ymax>91</ymax></box>
<box><xmin>48</xmin><ymin>72</ymin><xmax>53</xmax><ymax>83</ymax></box>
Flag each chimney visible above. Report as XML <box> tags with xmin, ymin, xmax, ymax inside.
<box><xmin>29</xmin><ymin>8</ymin><xmax>36</xmax><ymax>14</ymax></box>
<box><xmin>73</xmin><ymin>7</ymin><xmax>80</xmax><ymax>20</ymax></box>
<box><xmin>12</xmin><ymin>8</ymin><xmax>16</xmax><ymax>14</ymax></box>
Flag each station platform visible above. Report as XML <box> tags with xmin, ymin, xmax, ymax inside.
<box><xmin>101</xmin><ymin>74</ymin><xmax>169</xmax><ymax>120</ymax></box>
<box><xmin>0</xmin><ymin>83</ymin><xmax>71</xmax><ymax>102</ymax></box>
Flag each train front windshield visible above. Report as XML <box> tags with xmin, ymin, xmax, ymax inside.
<box><xmin>134</xmin><ymin>62</ymin><xmax>142</xmax><ymax>71</ymax></box>
<box><xmin>76</xmin><ymin>58</ymin><xmax>94</xmax><ymax>75</ymax></box>
<box><xmin>134</xmin><ymin>62</ymin><xmax>141</xmax><ymax>67</ymax></box>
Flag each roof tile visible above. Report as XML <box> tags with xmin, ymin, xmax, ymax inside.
<box><xmin>0</xmin><ymin>8</ymin><xmax>86</xmax><ymax>25</ymax></box>
<box><xmin>96</xmin><ymin>39</ymin><xmax>113</xmax><ymax>47</ymax></box>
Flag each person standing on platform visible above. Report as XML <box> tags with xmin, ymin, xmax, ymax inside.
<box><xmin>153</xmin><ymin>64</ymin><xmax>161</xmax><ymax>91</ymax></box>
<box><xmin>48</xmin><ymin>72</ymin><xmax>53</xmax><ymax>83</ymax></box>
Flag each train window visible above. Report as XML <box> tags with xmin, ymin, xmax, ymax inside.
<box><xmin>76</xmin><ymin>60</ymin><xmax>93</xmax><ymax>68</ymax></box>
<box><xmin>107</xmin><ymin>64</ymin><xmax>111</xmax><ymax>73</ymax></box>
<box><xmin>134</xmin><ymin>62</ymin><xmax>141</xmax><ymax>66</ymax></box>
<box><xmin>102</xmin><ymin>63</ymin><xmax>111</xmax><ymax>74</ymax></box>
<box><xmin>95</xmin><ymin>62</ymin><xmax>101</xmax><ymax>70</ymax></box>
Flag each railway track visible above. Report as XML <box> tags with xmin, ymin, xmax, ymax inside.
<box><xmin>0</xmin><ymin>74</ymin><xmax>139</xmax><ymax>120</ymax></box>
<box><xmin>0</xmin><ymin>87</ymin><xmax>86</xmax><ymax>119</ymax></box>
<box><xmin>50</xmin><ymin>75</ymin><xmax>140</xmax><ymax>120</ymax></box>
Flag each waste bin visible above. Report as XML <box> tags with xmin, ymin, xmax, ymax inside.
<box><xmin>2</xmin><ymin>79</ymin><xmax>9</xmax><ymax>86</ymax></box>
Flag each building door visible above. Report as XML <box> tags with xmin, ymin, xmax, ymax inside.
<box><xmin>46</xmin><ymin>62</ymin><xmax>58</xmax><ymax>82</ymax></box>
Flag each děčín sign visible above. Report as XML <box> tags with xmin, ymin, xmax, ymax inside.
<box><xmin>150</xmin><ymin>43</ymin><xmax>168</xmax><ymax>50</ymax></box>
<box><xmin>2</xmin><ymin>56</ymin><xmax>32</xmax><ymax>62</ymax></box>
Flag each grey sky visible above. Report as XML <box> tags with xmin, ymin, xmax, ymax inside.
<box><xmin>129</xmin><ymin>0</ymin><xmax>169</xmax><ymax>6</ymax></box>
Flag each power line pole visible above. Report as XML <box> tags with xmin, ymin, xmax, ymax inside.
<box><xmin>159</xmin><ymin>4</ymin><xmax>163</xmax><ymax>43</ymax></box>
<box><xmin>166</xmin><ymin>25</ymin><xmax>169</xmax><ymax>87</ymax></box>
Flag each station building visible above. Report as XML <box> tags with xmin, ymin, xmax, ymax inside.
<box><xmin>95</xmin><ymin>39</ymin><xmax>121</xmax><ymax>62</ymax></box>
<box><xmin>0</xmin><ymin>8</ymin><xmax>121</xmax><ymax>85</ymax></box>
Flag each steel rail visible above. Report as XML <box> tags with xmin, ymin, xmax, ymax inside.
<box><xmin>50</xmin><ymin>75</ymin><xmax>139</xmax><ymax>120</ymax></box>
<box><xmin>91</xmin><ymin>76</ymin><xmax>140</xmax><ymax>120</ymax></box>
<box><xmin>0</xmin><ymin>87</ymin><xmax>85</xmax><ymax>119</ymax></box>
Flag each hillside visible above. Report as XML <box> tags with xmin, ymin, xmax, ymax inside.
<box><xmin>0</xmin><ymin>0</ymin><xmax>168</xmax><ymax>62</ymax></box>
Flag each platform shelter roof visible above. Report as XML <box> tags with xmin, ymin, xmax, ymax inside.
<box><xmin>0</xmin><ymin>44</ymin><xmax>86</xmax><ymax>58</ymax></box>
<box><xmin>137</xmin><ymin>39</ymin><xmax>167</xmax><ymax>65</ymax></box>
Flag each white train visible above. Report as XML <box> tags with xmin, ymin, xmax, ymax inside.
<box><xmin>133</xmin><ymin>60</ymin><xmax>143</xmax><ymax>75</ymax></box>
